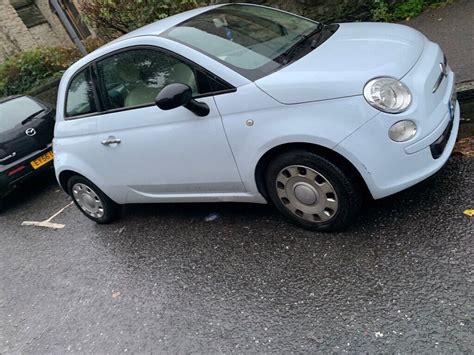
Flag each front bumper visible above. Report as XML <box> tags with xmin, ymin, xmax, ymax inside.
<box><xmin>335</xmin><ymin>100</ymin><xmax>460</xmax><ymax>199</ymax></box>
<box><xmin>0</xmin><ymin>144</ymin><xmax>54</xmax><ymax>197</ymax></box>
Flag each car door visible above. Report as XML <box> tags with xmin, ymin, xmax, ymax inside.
<box><xmin>92</xmin><ymin>47</ymin><xmax>244</xmax><ymax>203</ymax></box>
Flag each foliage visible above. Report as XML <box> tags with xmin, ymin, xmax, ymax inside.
<box><xmin>0</xmin><ymin>47</ymin><xmax>81</xmax><ymax>96</ymax></box>
<box><xmin>83</xmin><ymin>36</ymin><xmax>107</xmax><ymax>52</ymax></box>
<box><xmin>79</xmin><ymin>0</ymin><xmax>201</xmax><ymax>40</ymax></box>
<box><xmin>371</xmin><ymin>0</ymin><xmax>454</xmax><ymax>21</ymax></box>
<box><xmin>371</xmin><ymin>0</ymin><xmax>392</xmax><ymax>22</ymax></box>
<box><xmin>393</xmin><ymin>0</ymin><xmax>426</xmax><ymax>19</ymax></box>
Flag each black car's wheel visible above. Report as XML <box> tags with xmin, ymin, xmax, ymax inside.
<box><xmin>67</xmin><ymin>175</ymin><xmax>121</xmax><ymax>224</ymax></box>
<box><xmin>265</xmin><ymin>150</ymin><xmax>363</xmax><ymax>232</ymax></box>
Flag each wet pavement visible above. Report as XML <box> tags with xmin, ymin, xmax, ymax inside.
<box><xmin>0</xmin><ymin>154</ymin><xmax>472</xmax><ymax>353</ymax></box>
<box><xmin>404</xmin><ymin>0</ymin><xmax>474</xmax><ymax>83</ymax></box>
<box><xmin>1</xmin><ymin>97</ymin><xmax>474</xmax><ymax>352</ymax></box>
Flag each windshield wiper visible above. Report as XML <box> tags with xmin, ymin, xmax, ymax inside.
<box><xmin>21</xmin><ymin>109</ymin><xmax>45</xmax><ymax>125</ymax></box>
<box><xmin>280</xmin><ymin>23</ymin><xmax>325</xmax><ymax>64</ymax></box>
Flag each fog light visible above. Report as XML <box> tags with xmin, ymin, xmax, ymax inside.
<box><xmin>389</xmin><ymin>120</ymin><xmax>417</xmax><ymax>142</ymax></box>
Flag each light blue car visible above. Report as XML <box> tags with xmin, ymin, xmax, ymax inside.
<box><xmin>54</xmin><ymin>4</ymin><xmax>460</xmax><ymax>231</ymax></box>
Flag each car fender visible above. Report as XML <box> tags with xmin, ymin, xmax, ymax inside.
<box><xmin>248</xmin><ymin>133</ymin><xmax>372</xmax><ymax>197</ymax></box>
<box><xmin>214</xmin><ymin>84</ymin><xmax>379</xmax><ymax>194</ymax></box>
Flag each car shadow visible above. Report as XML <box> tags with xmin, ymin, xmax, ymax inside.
<box><xmin>115</xmin><ymin>155</ymin><xmax>468</xmax><ymax>240</ymax></box>
<box><xmin>3</xmin><ymin>156</ymin><xmax>467</xmax><ymax>243</ymax></box>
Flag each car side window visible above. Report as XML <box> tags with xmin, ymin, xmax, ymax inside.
<box><xmin>96</xmin><ymin>49</ymin><xmax>203</xmax><ymax>110</ymax></box>
<box><xmin>65</xmin><ymin>68</ymin><xmax>97</xmax><ymax>117</ymax></box>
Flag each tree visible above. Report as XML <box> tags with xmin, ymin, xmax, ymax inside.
<box><xmin>79</xmin><ymin>0</ymin><xmax>201</xmax><ymax>39</ymax></box>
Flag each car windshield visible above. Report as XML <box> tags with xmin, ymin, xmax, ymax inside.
<box><xmin>164</xmin><ymin>4</ymin><xmax>320</xmax><ymax>80</ymax></box>
<box><xmin>0</xmin><ymin>96</ymin><xmax>44</xmax><ymax>132</ymax></box>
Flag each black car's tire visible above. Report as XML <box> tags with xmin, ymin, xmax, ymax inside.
<box><xmin>265</xmin><ymin>150</ymin><xmax>363</xmax><ymax>232</ymax></box>
<box><xmin>67</xmin><ymin>175</ymin><xmax>121</xmax><ymax>224</ymax></box>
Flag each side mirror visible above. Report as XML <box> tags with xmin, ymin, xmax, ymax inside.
<box><xmin>155</xmin><ymin>83</ymin><xmax>210</xmax><ymax>117</ymax></box>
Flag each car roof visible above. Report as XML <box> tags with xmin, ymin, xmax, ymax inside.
<box><xmin>106</xmin><ymin>4</ymin><xmax>224</xmax><ymax>47</ymax></box>
<box><xmin>0</xmin><ymin>95</ymin><xmax>23</xmax><ymax>104</ymax></box>
<box><xmin>66</xmin><ymin>4</ymin><xmax>227</xmax><ymax>68</ymax></box>
<box><xmin>59</xmin><ymin>3</ymin><xmax>260</xmax><ymax>92</ymax></box>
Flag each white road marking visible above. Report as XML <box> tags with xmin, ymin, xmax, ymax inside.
<box><xmin>22</xmin><ymin>202</ymin><xmax>74</xmax><ymax>230</ymax></box>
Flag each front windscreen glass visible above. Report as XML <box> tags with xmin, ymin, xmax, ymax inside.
<box><xmin>164</xmin><ymin>4</ymin><xmax>320</xmax><ymax>80</ymax></box>
<box><xmin>0</xmin><ymin>96</ymin><xmax>44</xmax><ymax>132</ymax></box>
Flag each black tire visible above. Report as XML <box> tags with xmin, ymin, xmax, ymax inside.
<box><xmin>265</xmin><ymin>150</ymin><xmax>363</xmax><ymax>232</ymax></box>
<box><xmin>67</xmin><ymin>175</ymin><xmax>121</xmax><ymax>224</ymax></box>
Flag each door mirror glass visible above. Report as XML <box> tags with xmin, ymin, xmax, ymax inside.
<box><xmin>156</xmin><ymin>83</ymin><xmax>210</xmax><ymax>117</ymax></box>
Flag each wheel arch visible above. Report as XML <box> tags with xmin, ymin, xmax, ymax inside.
<box><xmin>58</xmin><ymin>170</ymin><xmax>85</xmax><ymax>194</ymax></box>
<box><xmin>254</xmin><ymin>142</ymin><xmax>370</xmax><ymax>200</ymax></box>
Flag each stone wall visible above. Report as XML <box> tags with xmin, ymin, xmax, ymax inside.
<box><xmin>0</xmin><ymin>0</ymin><xmax>72</xmax><ymax>63</ymax></box>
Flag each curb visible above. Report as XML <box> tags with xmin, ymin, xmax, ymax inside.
<box><xmin>456</xmin><ymin>80</ymin><xmax>474</xmax><ymax>101</ymax></box>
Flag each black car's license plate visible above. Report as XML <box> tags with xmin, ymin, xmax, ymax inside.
<box><xmin>30</xmin><ymin>151</ymin><xmax>54</xmax><ymax>170</ymax></box>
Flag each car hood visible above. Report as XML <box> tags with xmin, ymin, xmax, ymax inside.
<box><xmin>255</xmin><ymin>23</ymin><xmax>426</xmax><ymax>104</ymax></box>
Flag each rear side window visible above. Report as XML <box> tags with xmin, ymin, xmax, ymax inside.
<box><xmin>66</xmin><ymin>69</ymin><xmax>97</xmax><ymax>117</ymax></box>
<box><xmin>0</xmin><ymin>96</ymin><xmax>45</xmax><ymax>132</ymax></box>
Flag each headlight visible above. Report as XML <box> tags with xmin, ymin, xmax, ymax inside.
<box><xmin>364</xmin><ymin>78</ymin><xmax>412</xmax><ymax>113</ymax></box>
<box><xmin>389</xmin><ymin>120</ymin><xmax>417</xmax><ymax>142</ymax></box>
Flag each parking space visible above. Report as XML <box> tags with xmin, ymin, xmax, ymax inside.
<box><xmin>0</xmin><ymin>155</ymin><xmax>472</xmax><ymax>353</ymax></box>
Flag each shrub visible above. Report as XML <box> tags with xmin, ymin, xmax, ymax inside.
<box><xmin>0</xmin><ymin>47</ymin><xmax>81</xmax><ymax>97</ymax></box>
<box><xmin>393</xmin><ymin>0</ymin><xmax>426</xmax><ymax>19</ymax></box>
<box><xmin>371</xmin><ymin>0</ymin><xmax>454</xmax><ymax>22</ymax></box>
<box><xmin>79</xmin><ymin>0</ymin><xmax>201</xmax><ymax>40</ymax></box>
<box><xmin>371</xmin><ymin>0</ymin><xmax>392</xmax><ymax>22</ymax></box>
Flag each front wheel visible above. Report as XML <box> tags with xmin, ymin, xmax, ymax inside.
<box><xmin>265</xmin><ymin>150</ymin><xmax>363</xmax><ymax>232</ymax></box>
<box><xmin>67</xmin><ymin>176</ymin><xmax>121</xmax><ymax>224</ymax></box>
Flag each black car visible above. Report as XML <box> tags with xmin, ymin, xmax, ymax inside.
<box><xmin>0</xmin><ymin>95</ymin><xmax>55</xmax><ymax>210</ymax></box>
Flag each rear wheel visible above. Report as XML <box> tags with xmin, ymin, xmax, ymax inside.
<box><xmin>265</xmin><ymin>150</ymin><xmax>362</xmax><ymax>232</ymax></box>
<box><xmin>67</xmin><ymin>176</ymin><xmax>121</xmax><ymax>224</ymax></box>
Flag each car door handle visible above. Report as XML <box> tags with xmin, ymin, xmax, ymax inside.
<box><xmin>101</xmin><ymin>137</ymin><xmax>121</xmax><ymax>145</ymax></box>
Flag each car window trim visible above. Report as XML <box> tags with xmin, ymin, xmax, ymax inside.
<box><xmin>64</xmin><ymin>45</ymin><xmax>237</xmax><ymax>120</ymax></box>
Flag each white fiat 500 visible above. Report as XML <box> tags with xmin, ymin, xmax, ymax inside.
<box><xmin>54</xmin><ymin>4</ymin><xmax>459</xmax><ymax>231</ymax></box>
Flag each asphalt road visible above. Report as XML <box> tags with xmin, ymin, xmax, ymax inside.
<box><xmin>0</xmin><ymin>151</ymin><xmax>472</xmax><ymax>353</ymax></box>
